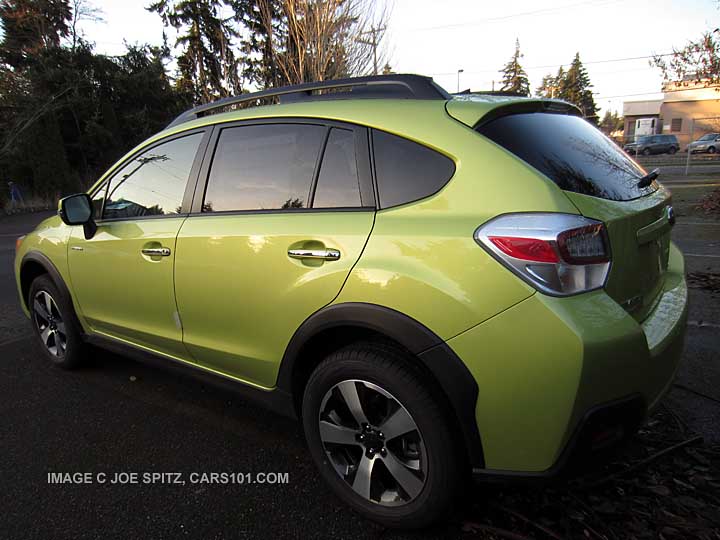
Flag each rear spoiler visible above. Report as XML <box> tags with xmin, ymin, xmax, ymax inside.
<box><xmin>446</xmin><ymin>97</ymin><xmax>582</xmax><ymax>130</ymax></box>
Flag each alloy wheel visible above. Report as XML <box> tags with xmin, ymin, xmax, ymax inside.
<box><xmin>33</xmin><ymin>290</ymin><xmax>67</xmax><ymax>358</ymax></box>
<box><xmin>318</xmin><ymin>379</ymin><xmax>427</xmax><ymax>506</ymax></box>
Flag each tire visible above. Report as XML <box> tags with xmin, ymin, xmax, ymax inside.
<box><xmin>302</xmin><ymin>341</ymin><xmax>464</xmax><ymax>529</ymax></box>
<box><xmin>709</xmin><ymin>146</ymin><xmax>716</xmax><ymax>154</ymax></box>
<box><xmin>28</xmin><ymin>274</ymin><xmax>85</xmax><ymax>369</ymax></box>
<box><xmin>642</xmin><ymin>148</ymin><xmax>652</xmax><ymax>156</ymax></box>
<box><xmin>668</xmin><ymin>146</ymin><xmax>678</xmax><ymax>154</ymax></box>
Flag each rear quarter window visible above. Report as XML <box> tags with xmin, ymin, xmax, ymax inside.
<box><xmin>372</xmin><ymin>130</ymin><xmax>455</xmax><ymax>209</ymax></box>
<box><xmin>477</xmin><ymin>113</ymin><xmax>655</xmax><ymax>201</ymax></box>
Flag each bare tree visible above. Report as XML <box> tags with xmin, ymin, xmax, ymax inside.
<box><xmin>69</xmin><ymin>0</ymin><xmax>105</xmax><ymax>51</ymax></box>
<box><xmin>652</xmin><ymin>29</ymin><xmax>720</xmax><ymax>87</ymax></box>
<box><xmin>255</xmin><ymin>0</ymin><xmax>389</xmax><ymax>86</ymax></box>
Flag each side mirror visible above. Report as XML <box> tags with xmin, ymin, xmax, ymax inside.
<box><xmin>59</xmin><ymin>193</ymin><xmax>97</xmax><ymax>239</ymax></box>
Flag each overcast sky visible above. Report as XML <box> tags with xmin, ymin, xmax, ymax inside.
<box><xmin>80</xmin><ymin>0</ymin><xmax>719</xmax><ymax>115</ymax></box>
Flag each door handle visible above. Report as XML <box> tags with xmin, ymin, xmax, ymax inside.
<box><xmin>288</xmin><ymin>248</ymin><xmax>340</xmax><ymax>261</ymax></box>
<box><xmin>141</xmin><ymin>247</ymin><xmax>171</xmax><ymax>257</ymax></box>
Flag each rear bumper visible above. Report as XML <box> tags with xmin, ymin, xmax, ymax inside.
<box><xmin>472</xmin><ymin>394</ymin><xmax>646</xmax><ymax>482</ymax></box>
<box><xmin>449</xmin><ymin>242</ymin><xmax>688</xmax><ymax>476</ymax></box>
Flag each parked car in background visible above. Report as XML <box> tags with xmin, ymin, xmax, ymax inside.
<box><xmin>686</xmin><ymin>132</ymin><xmax>720</xmax><ymax>154</ymax></box>
<box><xmin>624</xmin><ymin>134</ymin><xmax>680</xmax><ymax>155</ymax></box>
<box><xmin>14</xmin><ymin>75</ymin><xmax>687</xmax><ymax>528</ymax></box>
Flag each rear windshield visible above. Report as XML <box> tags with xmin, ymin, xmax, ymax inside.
<box><xmin>477</xmin><ymin>113</ymin><xmax>656</xmax><ymax>201</ymax></box>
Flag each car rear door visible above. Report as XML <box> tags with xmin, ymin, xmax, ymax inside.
<box><xmin>68</xmin><ymin>130</ymin><xmax>209</xmax><ymax>357</ymax></box>
<box><xmin>174</xmin><ymin>120</ymin><xmax>375</xmax><ymax>387</ymax></box>
<box><xmin>477</xmin><ymin>112</ymin><xmax>673</xmax><ymax>321</ymax></box>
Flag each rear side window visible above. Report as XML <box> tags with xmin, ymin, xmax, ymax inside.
<box><xmin>203</xmin><ymin>124</ymin><xmax>325</xmax><ymax>212</ymax></box>
<box><xmin>477</xmin><ymin>113</ymin><xmax>654</xmax><ymax>201</ymax></box>
<box><xmin>372</xmin><ymin>130</ymin><xmax>455</xmax><ymax>209</ymax></box>
<box><xmin>104</xmin><ymin>133</ymin><xmax>203</xmax><ymax>219</ymax></box>
<box><xmin>313</xmin><ymin>128</ymin><xmax>362</xmax><ymax>208</ymax></box>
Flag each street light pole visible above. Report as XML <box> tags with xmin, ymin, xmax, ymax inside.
<box><xmin>457</xmin><ymin>69</ymin><xmax>464</xmax><ymax>93</ymax></box>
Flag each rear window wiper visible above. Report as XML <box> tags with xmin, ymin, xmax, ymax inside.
<box><xmin>637</xmin><ymin>168</ymin><xmax>659</xmax><ymax>189</ymax></box>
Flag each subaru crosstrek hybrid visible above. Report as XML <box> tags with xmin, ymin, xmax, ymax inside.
<box><xmin>15</xmin><ymin>75</ymin><xmax>687</xmax><ymax>528</ymax></box>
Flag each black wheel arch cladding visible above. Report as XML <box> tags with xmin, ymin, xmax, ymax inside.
<box><xmin>278</xmin><ymin>302</ymin><xmax>485</xmax><ymax>468</ymax></box>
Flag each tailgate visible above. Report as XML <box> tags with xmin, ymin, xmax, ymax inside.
<box><xmin>564</xmin><ymin>187</ymin><xmax>673</xmax><ymax>321</ymax></box>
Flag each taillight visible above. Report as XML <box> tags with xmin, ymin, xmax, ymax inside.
<box><xmin>474</xmin><ymin>213</ymin><xmax>610</xmax><ymax>296</ymax></box>
<box><xmin>15</xmin><ymin>235</ymin><xmax>25</xmax><ymax>252</ymax></box>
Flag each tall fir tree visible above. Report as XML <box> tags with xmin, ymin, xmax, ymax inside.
<box><xmin>559</xmin><ymin>52</ymin><xmax>598</xmax><ymax>123</ymax></box>
<box><xmin>536</xmin><ymin>66</ymin><xmax>565</xmax><ymax>98</ymax></box>
<box><xmin>599</xmin><ymin>110</ymin><xmax>623</xmax><ymax>135</ymax></box>
<box><xmin>148</xmin><ymin>0</ymin><xmax>242</xmax><ymax>103</ymax></box>
<box><xmin>499</xmin><ymin>38</ymin><xmax>530</xmax><ymax>96</ymax></box>
<box><xmin>234</xmin><ymin>0</ymin><xmax>282</xmax><ymax>89</ymax></box>
<box><xmin>0</xmin><ymin>0</ymin><xmax>71</xmax><ymax>66</ymax></box>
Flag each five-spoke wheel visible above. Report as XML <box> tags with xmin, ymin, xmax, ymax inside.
<box><xmin>33</xmin><ymin>290</ymin><xmax>67</xmax><ymax>358</ymax></box>
<box><xmin>28</xmin><ymin>274</ymin><xmax>84</xmax><ymax>369</ymax></box>
<box><xmin>319</xmin><ymin>379</ymin><xmax>426</xmax><ymax>505</ymax></box>
<box><xmin>303</xmin><ymin>341</ymin><xmax>463</xmax><ymax>528</ymax></box>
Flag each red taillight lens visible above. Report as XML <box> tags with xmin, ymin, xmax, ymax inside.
<box><xmin>557</xmin><ymin>224</ymin><xmax>609</xmax><ymax>264</ymax></box>
<box><xmin>474</xmin><ymin>213</ymin><xmax>611</xmax><ymax>296</ymax></box>
<box><xmin>488</xmin><ymin>236</ymin><xmax>559</xmax><ymax>263</ymax></box>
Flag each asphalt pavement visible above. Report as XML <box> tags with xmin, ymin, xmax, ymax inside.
<box><xmin>0</xmin><ymin>193</ymin><xmax>718</xmax><ymax>539</ymax></box>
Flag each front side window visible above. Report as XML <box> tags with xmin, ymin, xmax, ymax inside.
<box><xmin>313</xmin><ymin>128</ymin><xmax>362</xmax><ymax>208</ymax></box>
<box><xmin>104</xmin><ymin>133</ymin><xmax>203</xmax><ymax>220</ymax></box>
<box><xmin>203</xmin><ymin>124</ymin><xmax>326</xmax><ymax>212</ymax></box>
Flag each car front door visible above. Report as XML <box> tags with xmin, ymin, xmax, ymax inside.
<box><xmin>68</xmin><ymin>130</ymin><xmax>209</xmax><ymax>358</ymax></box>
<box><xmin>174</xmin><ymin>121</ymin><xmax>375</xmax><ymax>387</ymax></box>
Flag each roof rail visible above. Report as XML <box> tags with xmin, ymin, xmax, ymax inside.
<box><xmin>166</xmin><ymin>74</ymin><xmax>451</xmax><ymax>129</ymax></box>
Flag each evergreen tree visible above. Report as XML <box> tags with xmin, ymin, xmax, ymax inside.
<box><xmin>234</xmin><ymin>0</ymin><xmax>282</xmax><ymax>89</ymax></box>
<box><xmin>499</xmin><ymin>39</ymin><xmax>530</xmax><ymax>96</ymax></box>
<box><xmin>0</xmin><ymin>0</ymin><xmax>71</xmax><ymax>66</ymax></box>
<box><xmin>599</xmin><ymin>110</ymin><xmax>623</xmax><ymax>135</ymax></box>
<box><xmin>148</xmin><ymin>0</ymin><xmax>242</xmax><ymax>103</ymax></box>
<box><xmin>559</xmin><ymin>52</ymin><xmax>598</xmax><ymax>123</ymax></box>
<box><xmin>536</xmin><ymin>66</ymin><xmax>565</xmax><ymax>98</ymax></box>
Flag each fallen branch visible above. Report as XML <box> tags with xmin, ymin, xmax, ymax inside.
<box><xmin>491</xmin><ymin>503</ymin><xmax>565</xmax><ymax>540</ymax></box>
<box><xmin>674</xmin><ymin>383</ymin><xmax>720</xmax><ymax>405</ymax></box>
<box><xmin>580</xmin><ymin>435</ymin><xmax>703</xmax><ymax>488</ymax></box>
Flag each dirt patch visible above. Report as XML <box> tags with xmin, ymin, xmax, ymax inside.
<box><xmin>696</xmin><ymin>188</ymin><xmax>720</xmax><ymax>216</ymax></box>
<box><xmin>688</xmin><ymin>272</ymin><xmax>720</xmax><ymax>295</ymax></box>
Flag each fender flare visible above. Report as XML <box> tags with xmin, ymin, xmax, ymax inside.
<box><xmin>277</xmin><ymin>302</ymin><xmax>485</xmax><ymax>467</ymax></box>
<box><xmin>20</xmin><ymin>251</ymin><xmax>84</xmax><ymax>333</ymax></box>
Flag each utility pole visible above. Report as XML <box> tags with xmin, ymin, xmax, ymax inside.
<box><xmin>457</xmin><ymin>69</ymin><xmax>464</xmax><ymax>92</ymax></box>
<box><xmin>358</xmin><ymin>25</ymin><xmax>386</xmax><ymax>75</ymax></box>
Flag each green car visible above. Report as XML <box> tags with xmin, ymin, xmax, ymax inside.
<box><xmin>14</xmin><ymin>75</ymin><xmax>687</xmax><ymax>528</ymax></box>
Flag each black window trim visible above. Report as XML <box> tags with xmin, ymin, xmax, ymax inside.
<box><xmin>190</xmin><ymin>117</ymin><xmax>376</xmax><ymax>216</ymax></box>
<box><xmin>89</xmin><ymin>128</ymin><xmax>212</xmax><ymax>224</ymax></box>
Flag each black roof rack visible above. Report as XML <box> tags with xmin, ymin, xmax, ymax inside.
<box><xmin>166</xmin><ymin>74</ymin><xmax>451</xmax><ymax>128</ymax></box>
